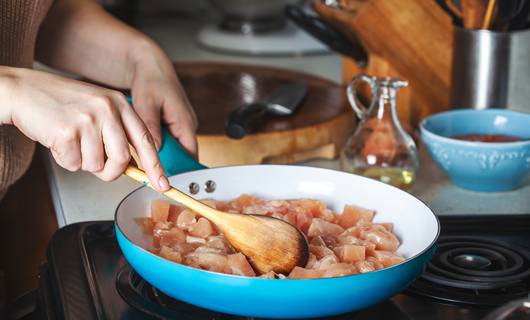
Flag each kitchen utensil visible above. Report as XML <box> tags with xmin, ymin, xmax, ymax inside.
<box><xmin>285</xmin><ymin>3</ymin><xmax>368</xmax><ymax>66</ymax></box>
<box><xmin>420</xmin><ymin>109</ymin><xmax>530</xmax><ymax>192</ymax></box>
<box><xmin>450</xmin><ymin>26</ymin><xmax>530</xmax><ymax>111</ymax></box>
<box><xmin>123</xmin><ymin>165</ymin><xmax>308</xmax><ymax>275</ymax></box>
<box><xmin>115</xmin><ymin>131</ymin><xmax>439</xmax><ymax>318</ymax></box>
<box><xmin>435</xmin><ymin>0</ymin><xmax>464</xmax><ymax>26</ymax></box>
<box><xmin>482</xmin><ymin>0</ymin><xmax>497</xmax><ymax>29</ymax></box>
<box><xmin>312</xmin><ymin>0</ymin><xmax>454</xmax><ymax>125</ymax></box>
<box><xmin>341</xmin><ymin>75</ymin><xmax>419</xmax><ymax>190</ymax></box>
<box><xmin>461</xmin><ymin>0</ymin><xmax>489</xmax><ymax>28</ymax></box>
<box><xmin>225</xmin><ymin>80</ymin><xmax>308</xmax><ymax>139</ymax></box>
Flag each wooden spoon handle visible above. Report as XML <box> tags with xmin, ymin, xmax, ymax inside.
<box><xmin>124</xmin><ymin>166</ymin><xmax>222</xmax><ymax>224</ymax></box>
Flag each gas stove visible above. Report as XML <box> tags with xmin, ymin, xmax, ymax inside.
<box><xmin>6</xmin><ymin>215</ymin><xmax>530</xmax><ymax>320</ymax></box>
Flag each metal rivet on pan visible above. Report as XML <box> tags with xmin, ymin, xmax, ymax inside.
<box><xmin>204</xmin><ymin>180</ymin><xmax>216</xmax><ymax>193</ymax></box>
<box><xmin>188</xmin><ymin>182</ymin><xmax>199</xmax><ymax>195</ymax></box>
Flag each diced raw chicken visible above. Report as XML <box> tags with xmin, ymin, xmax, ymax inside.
<box><xmin>157</xmin><ymin>228</ymin><xmax>186</xmax><ymax>247</ymax></box>
<box><xmin>151</xmin><ymin>200</ymin><xmax>170</xmax><ymax>222</ymax></box>
<box><xmin>227</xmin><ymin>253</ymin><xmax>256</xmax><ymax>277</ymax></box>
<box><xmin>338</xmin><ymin>205</ymin><xmax>374</xmax><ymax>228</ymax></box>
<box><xmin>334</xmin><ymin>245</ymin><xmax>366</xmax><ymax>263</ymax></box>
<box><xmin>305</xmin><ymin>253</ymin><xmax>317</xmax><ymax>269</ymax></box>
<box><xmin>376</xmin><ymin>223</ymin><xmax>393</xmax><ymax>232</ymax></box>
<box><xmin>177</xmin><ymin>209</ymin><xmax>197</xmax><ymax>230</ymax></box>
<box><xmin>314</xmin><ymin>254</ymin><xmax>339</xmax><ymax>270</ymax></box>
<box><xmin>355</xmin><ymin>260</ymin><xmax>375</xmax><ymax>273</ymax></box>
<box><xmin>147</xmin><ymin>195</ymin><xmax>404</xmax><ymax>279</ymax></box>
<box><xmin>320</xmin><ymin>263</ymin><xmax>358</xmax><ymax>278</ymax></box>
<box><xmin>185</xmin><ymin>252</ymin><xmax>229</xmax><ymax>273</ymax></box>
<box><xmin>366</xmin><ymin>256</ymin><xmax>384</xmax><ymax>270</ymax></box>
<box><xmin>188</xmin><ymin>218</ymin><xmax>215</xmax><ymax>238</ymax></box>
<box><xmin>372</xmin><ymin>250</ymin><xmax>405</xmax><ymax>267</ymax></box>
<box><xmin>258</xmin><ymin>271</ymin><xmax>277</xmax><ymax>279</ymax></box>
<box><xmin>289</xmin><ymin>199</ymin><xmax>327</xmax><ymax>218</ymax></box>
<box><xmin>206</xmin><ymin>236</ymin><xmax>234</xmax><ymax>254</ymax></box>
<box><xmin>360</xmin><ymin>225</ymin><xmax>400</xmax><ymax>251</ymax></box>
<box><xmin>295</xmin><ymin>211</ymin><xmax>313</xmax><ymax>233</ymax></box>
<box><xmin>168</xmin><ymin>205</ymin><xmax>184</xmax><ymax>224</ymax></box>
<box><xmin>159</xmin><ymin>246</ymin><xmax>182</xmax><ymax>263</ymax></box>
<box><xmin>135</xmin><ymin>217</ymin><xmax>155</xmax><ymax>235</ymax></box>
<box><xmin>307</xmin><ymin>218</ymin><xmax>344</xmax><ymax>237</ymax></box>
<box><xmin>186</xmin><ymin>235</ymin><xmax>206</xmax><ymax>245</ymax></box>
<box><xmin>288</xmin><ymin>266</ymin><xmax>324</xmax><ymax>279</ymax></box>
<box><xmin>309</xmin><ymin>245</ymin><xmax>336</xmax><ymax>260</ymax></box>
<box><xmin>310</xmin><ymin>236</ymin><xmax>326</xmax><ymax>246</ymax></box>
<box><xmin>173</xmin><ymin>243</ymin><xmax>200</xmax><ymax>256</ymax></box>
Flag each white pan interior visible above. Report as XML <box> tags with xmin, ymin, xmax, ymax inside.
<box><xmin>117</xmin><ymin>165</ymin><xmax>439</xmax><ymax>260</ymax></box>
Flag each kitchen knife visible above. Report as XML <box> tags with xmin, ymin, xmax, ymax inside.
<box><xmin>225</xmin><ymin>80</ymin><xmax>308</xmax><ymax>139</ymax></box>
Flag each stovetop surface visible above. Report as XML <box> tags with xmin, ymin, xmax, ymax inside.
<box><xmin>36</xmin><ymin>215</ymin><xmax>530</xmax><ymax>320</ymax></box>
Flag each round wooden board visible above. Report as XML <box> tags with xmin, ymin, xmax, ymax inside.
<box><xmin>175</xmin><ymin>63</ymin><xmax>354</xmax><ymax>166</ymax></box>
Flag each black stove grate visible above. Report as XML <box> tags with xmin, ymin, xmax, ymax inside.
<box><xmin>406</xmin><ymin>236</ymin><xmax>530</xmax><ymax>306</ymax></box>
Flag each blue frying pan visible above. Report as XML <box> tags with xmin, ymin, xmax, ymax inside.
<box><xmin>115</xmin><ymin>128</ymin><xmax>439</xmax><ymax>318</ymax></box>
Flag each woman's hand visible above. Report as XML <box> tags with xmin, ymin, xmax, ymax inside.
<box><xmin>0</xmin><ymin>66</ymin><xmax>170</xmax><ymax>191</ymax></box>
<box><xmin>127</xmin><ymin>41</ymin><xmax>198</xmax><ymax>155</ymax></box>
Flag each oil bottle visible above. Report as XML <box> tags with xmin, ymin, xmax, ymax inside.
<box><xmin>340</xmin><ymin>74</ymin><xmax>419</xmax><ymax>191</ymax></box>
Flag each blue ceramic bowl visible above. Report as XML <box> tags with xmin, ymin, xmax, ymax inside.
<box><xmin>420</xmin><ymin>109</ymin><xmax>530</xmax><ymax>192</ymax></box>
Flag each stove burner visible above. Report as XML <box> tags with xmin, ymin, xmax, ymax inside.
<box><xmin>115</xmin><ymin>265</ymin><xmax>360</xmax><ymax>320</ymax></box>
<box><xmin>406</xmin><ymin>236</ymin><xmax>530</xmax><ymax>306</ymax></box>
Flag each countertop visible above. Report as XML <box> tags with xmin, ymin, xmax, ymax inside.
<box><xmin>43</xmin><ymin>16</ymin><xmax>529</xmax><ymax>227</ymax></box>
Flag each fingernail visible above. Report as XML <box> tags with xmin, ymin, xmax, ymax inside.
<box><xmin>158</xmin><ymin>175</ymin><xmax>169</xmax><ymax>191</ymax></box>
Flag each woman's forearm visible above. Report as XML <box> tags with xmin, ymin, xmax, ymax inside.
<box><xmin>35</xmin><ymin>0</ymin><xmax>156</xmax><ymax>88</ymax></box>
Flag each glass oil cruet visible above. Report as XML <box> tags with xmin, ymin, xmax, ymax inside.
<box><xmin>340</xmin><ymin>74</ymin><xmax>419</xmax><ymax>190</ymax></box>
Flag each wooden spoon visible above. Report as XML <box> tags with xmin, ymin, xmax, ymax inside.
<box><xmin>124</xmin><ymin>165</ymin><xmax>309</xmax><ymax>275</ymax></box>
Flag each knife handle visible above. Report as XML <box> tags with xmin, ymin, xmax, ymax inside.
<box><xmin>225</xmin><ymin>103</ymin><xmax>268</xmax><ymax>139</ymax></box>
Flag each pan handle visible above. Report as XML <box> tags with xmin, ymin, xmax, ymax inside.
<box><xmin>127</xmin><ymin>97</ymin><xmax>207</xmax><ymax>176</ymax></box>
<box><xmin>285</xmin><ymin>4</ymin><xmax>367</xmax><ymax>67</ymax></box>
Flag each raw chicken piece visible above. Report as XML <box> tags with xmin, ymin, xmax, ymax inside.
<box><xmin>305</xmin><ymin>253</ymin><xmax>317</xmax><ymax>269</ymax></box>
<box><xmin>307</xmin><ymin>218</ymin><xmax>344</xmax><ymax>237</ymax></box>
<box><xmin>355</xmin><ymin>260</ymin><xmax>375</xmax><ymax>273</ymax></box>
<box><xmin>177</xmin><ymin>209</ymin><xmax>197</xmax><ymax>230</ymax></box>
<box><xmin>188</xmin><ymin>218</ymin><xmax>215</xmax><ymax>238</ymax></box>
<box><xmin>314</xmin><ymin>254</ymin><xmax>340</xmax><ymax>270</ymax></box>
<box><xmin>157</xmin><ymin>228</ymin><xmax>186</xmax><ymax>248</ymax></box>
<box><xmin>206</xmin><ymin>236</ymin><xmax>234</xmax><ymax>254</ymax></box>
<box><xmin>135</xmin><ymin>217</ymin><xmax>155</xmax><ymax>235</ymax></box>
<box><xmin>334</xmin><ymin>245</ymin><xmax>366</xmax><ymax>263</ymax></box>
<box><xmin>360</xmin><ymin>225</ymin><xmax>400</xmax><ymax>251</ymax></box>
<box><xmin>288</xmin><ymin>266</ymin><xmax>324</xmax><ymax>279</ymax></box>
<box><xmin>186</xmin><ymin>235</ymin><xmax>206</xmax><ymax>245</ymax></box>
<box><xmin>321</xmin><ymin>263</ymin><xmax>358</xmax><ymax>278</ymax></box>
<box><xmin>185</xmin><ymin>252</ymin><xmax>229</xmax><ymax>273</ymax></box>
<box><xmin>159</xmin><ymin>246</ymin><xmax>182</xmax><ymax>263</ymax></box>
<box><xmin>227</xmin><ymin>253</ymin><xmax>256</xmax><ymax>277</ymax></box>
<box><xmin>173</xmin><ymin>243</ymin><xmax>201</xmax><ymax>256</ymax></box>
<box><xmin>338</xmin><ymin>205</ymin><xmax>374</xmax><ymax>228</ymax></box>
<box><xmin>376</xmin><ymin>223</ymin><xmax>393</xmax><ymax>232</ymax></box>
<box><xmin>372</xmin><ymin>250</ymin><xmax>405</xmax><ymax>267</ymax></box>
<box><xmin>283</xmin><ymin>212</ymin><xmax>298</xmax><ymax>226</ymax></box>
<box><xmin>366</xmin><ymin>256</ymin><xmax>384</xmax><ymax>270</ymax></box>
<box><xmin>337</xmin><ymin>234</ymin><xmax>362</xmax><ymax>246</ymax></box>
<box><xmin>289</xmin><ymin>199</ymin><xmax>327</xmax><ymax>218</ymax></box>
<box><xmin>258</xmin><ymin>271</ymin><xmax>277</xmax><ymax>279</ymax></box>
<box><xmin>151</xmin><ymin>200</ymin><xmax>170</xmax><ymax>222</ymax></box>
<box><xmin>230</xmin><ymin>194</ymin><xmax>262</xmax><ymax>211</ymax></box>
<box><xmin>168</xmin><ymin>205</ymin><xmax>184</xmax><ymax>224</ymax></box>
<box><xmin>309</xmin><ymin>245</ymin><xmax>336</xmax><ymax>260</ymax></box>
<box><xmin>295</xmin><ymin>211</ymin><xmax>313</xmax><ymax>233</ymax></box>
<box><xmin>310</xmin><ymin>236</ymin><xmax>326</xmax><ymax>246</ymax></box>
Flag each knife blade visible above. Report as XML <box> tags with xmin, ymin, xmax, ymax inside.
<box><xmin>225</xmin><ymin>81</ymin><xmax>308</xmax><ymax>139</ymax></box>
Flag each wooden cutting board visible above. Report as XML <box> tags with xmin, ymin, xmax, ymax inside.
<box><xmin>174</xmin><ymin>63</ymin><xmax>354</xmax><ymax>167</ymax></box>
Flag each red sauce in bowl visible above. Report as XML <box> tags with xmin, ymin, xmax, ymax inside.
<box><xmin>452</xmin><ymin>134</ymin><xmax>526</xmax><ymax>143</ymax></box>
